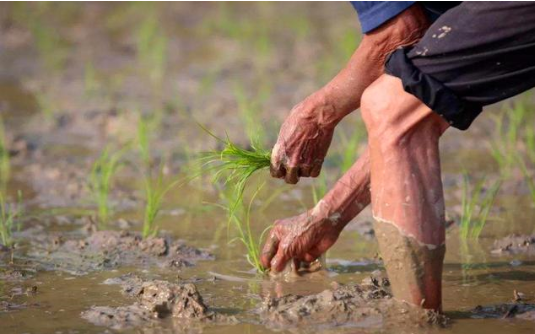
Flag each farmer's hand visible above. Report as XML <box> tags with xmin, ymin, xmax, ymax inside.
<box><xmin>270</xmin><ymin>95</ymin><xmax>340</xmax><ymax>184</ymax></box>
<box><xmin>260</xmin><ymin>208</ymin><xmax>342</xmax><ymax>272</ymax></box>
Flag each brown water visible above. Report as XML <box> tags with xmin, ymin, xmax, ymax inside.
<box><xmin>1</xmin><ymin>2</ymin><xmax>535</xmax><ymax>334</ymax></box>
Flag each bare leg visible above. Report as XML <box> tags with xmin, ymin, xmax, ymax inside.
<box><xmin>361</xmin><ymin>74</ymin><xmax>449</xmax><ymax>311</ymax></box>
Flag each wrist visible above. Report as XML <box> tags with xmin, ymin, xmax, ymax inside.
<box><xmin>310</xmin><ymin>199</ymin><xmax>349</xmax><ymax>233</ymax></box>
<box><xmin>302</xmin><ymin>91</ymin><xmax>343</xmax><ymax>129</ymax></box>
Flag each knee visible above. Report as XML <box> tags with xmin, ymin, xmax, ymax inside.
<box><xmin>361</xmin><ymin>75</ymin><xmax>448</xmax><ymax>148</ymax></box>
<box><xmin>361</xmin><ymin>76</ymin><xmax>403</xmax><ymax>144</ymax></box>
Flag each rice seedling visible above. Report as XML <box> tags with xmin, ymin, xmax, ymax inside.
<box><xmin>517</xmin><ymin>156</ymin><xmax>535</xmax><ymax>205</ymax></box>
<box><xmin>137</xmin><ymin>113</ymin><xmax>154</xmax><ymax>169</ymax></box>
<box><xmin>233</xmin><ymin>83</ymin><xmax>269</xmax><ymax>147</ymax></box>
<box><xmin>88</xmin><ymin>147</ymin><xmax>125</xmax><ymax>228</ymax></box>
<box><xmin>142</xmin><ymin>166</ymin><xmax>181</xmax><ymax>238</ymax></box>
<box><xmin>137</xmin><ymin>12</ymin><xmax>168</xmax><ymax>87</ymax></box>
<box><xmin>490</xmin><ymin>96</ymin><xmax>535</xmax><ymax>175</ymax></box>
<box><xmin>12</xmin><ymin>2</ymin><xmax>70</xmax><ymax>72</ymax></box>
<box><xmin>199</xmin><ymin>124</ymin><xmax>271</xmax><ymax>204</ymax></box>
<box><xmin>338</xmin><ymin>120</ymin><xmax>366</xmax><ymax>174</ymax></box>
<box><xmin>0</xmin><ymin>117</ymin><xmax>10</xmax><ymax>187</ymax></box>
<box><xmin>526</xmin><ymin>125</ymin><xmax>535</xmax><ymax>164</ymax></box>
<box><xmin>312</xmin><ymin>173</ymin><xmax>328</xmax><ymax>205</ymax></box>
<box><xmin>225</xmin><ymin>184</ymin><xmax>271</xmax><ymax>273</ymax></box>
<box><xmin>35</xmin><ymin>90</ymin><xmax>56</xmax><ymax>121</ymax></box>
<box><xmin>459</xmin><ymin>173</ymin><xmax>501</xmax><ymax>240</ymax></box>
<box><xmin>0</xmin><ymin>191</ymin><xmax>22</xmax><ymax>248</ymax></box>
<box><xmin>83</xmin><ymin>62</ymin><xmax>99</xmax><ymax>99</ymax></box>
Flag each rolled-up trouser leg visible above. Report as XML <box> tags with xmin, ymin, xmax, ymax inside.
<box><xmin>362</xmin><ymin>74</ymin><xmax>449</xmax><ymax>311</ymax></box>
<box><xmin>386</xmin><ymin>1</ymin><xmax>535</xmax><ymax>130</ymax></box>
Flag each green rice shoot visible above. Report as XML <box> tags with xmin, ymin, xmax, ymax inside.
<box><xmin>517</xmin><ymin>156</ymin><xmax>535</xmax><ymax>205</ymax></box>
<box><xmin>89</xmin><ymin>147</ymin><xmax>124</xmax><ymax>228</ymax></box>
<box><xmin>0</xmin><ymin>191</ymin><xmax>22</xmax><ymax>248</ymax></box>
<box><xmin>198</xmin><ymin>124</ymin><xmax>271</xmax><ymax>205</ymax></box>
<box><xmin>0</xmin><ymin>117</ymin><xmax>10</xmax><ymax>187</ymax></box>
<box><xmin>459</xmin><ymin>173</ymin><xmax>501</xmax><ymax>240</ymax></box>
<box><xmin>142</xmin><ymin>165</ymin><xmax>181</xmax><ymax>238</ymax></box>
<box><xmin>225</xmin><ymin>184</ymin><xmax>271</xmax><ymax>273</ymax></box>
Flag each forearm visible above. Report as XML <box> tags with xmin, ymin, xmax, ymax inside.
<box><xmin>315</xmin><ymin>148</ymin><xmax>370</xmax><ymax>231</ymax></box>
<box><xmin>311</xmin><ymin>6</ymin><xmax>430</xmax><ymax>229</ymax></box>
<box><xmin>311</xmin><ymin>4</ymin><xmax>431</xmax><ymax>121</ymax></box>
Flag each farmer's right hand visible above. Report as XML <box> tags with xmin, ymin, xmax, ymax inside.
<box><xmin>270</xmin><ymin>95</ymin><xmax>340</xmax><ymax>184</ymax></box>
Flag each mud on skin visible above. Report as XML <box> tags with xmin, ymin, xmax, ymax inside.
<box><xmin>373</xmin><ymin>220</ymin><xmax>445</xmax><ymax>310</ymax></box>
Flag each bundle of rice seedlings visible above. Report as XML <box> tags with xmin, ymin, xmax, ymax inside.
<box><xmin>198</xmin><ymin>124</ymin><xmax>271</xmax><ymax>202</ymax></box>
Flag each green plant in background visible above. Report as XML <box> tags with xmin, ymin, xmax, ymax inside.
<box><xmin>89</xmin><ymin>147</ymin><xmax>124</xmax><ymax>228</ymax></box>
<box><xmin>226</xmin><ymin>184</ymin><xmax>271</xmax><ymax>273</ymax></box>
<box><xmin>11</xmin><ymin>2</ymin><xmax>70</xmax><ymax>72</ymax></box>
<box><xmin>142</xmin><ymin>166</ymin><xmax>181</xmax><ymax>238</ymax></box>
<box><xmin>490</xmin><ymin>96</ymin><xmax>535</xmax><ymax>175</ymax></box>
<box><xmin>312</xmin><ymin>173</ymin><xmax>328</xmax><ymax>205</ymax></box>
<box><xmin>234</xmin><ymin>83</ymin><xmax>271</xmax><ymax>147</ymax></box>
<box><xmin>137</xmin><ymin>10</ymin><xmax>168</xmax><ymax>87</ymax></box>
<box><xmin>459</xmin><ymin>173</ymin><xmax>501</xmax><ymax>240</ymax></box>
<box><xmin>137</xmin><ymin>113</ymin><xmax>153</xmax><ymax>169</ymax></box>
<box><xmin>0</xmin><ymin>191</ymin><xmax>22</xmax><ymax>248</ymax></box>
<box><xmin>517</xmin><ymin>156</ymin><xmax>535</xmax><ymax>206</ymax></box>
<box><xmin>84</xmin><ymin>62</ymin><xmax>99</xmax><ymax>99</ymax></box>
<box><xmin>35</xmin><ymin>90</ymin><xmax>56</xmax><ymax>121</ymax></box>
<box><xmin>338</xmin><ymin>120</ymin><xmax>366</xmax><ymax>174</ymax></box>
<box><xmin>0</xmin><ymin>117</ymin><xmax>10</xmax><ymax>187</ymax></box>
<box><xmin>526</xmin><ymin>125</ymin><xmax>535</xmax><ymax>164</ymax></box>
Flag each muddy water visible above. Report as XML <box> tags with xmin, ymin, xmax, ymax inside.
<box><xmin>1</xmin><ymin>2</ymin><xmax>535</xmax><ymax>334</ymax></box>
<box><xmin>2</xmin><ymin>187</ymin><xmax>535</xmax><ymax>334</ymax></box>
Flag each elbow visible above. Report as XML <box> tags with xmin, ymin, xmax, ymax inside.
<box><xmin>361</xmin><ymin>4</ymin><xmax>431</xmax><ymax>60</ymax></box>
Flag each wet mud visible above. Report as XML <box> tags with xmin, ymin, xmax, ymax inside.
<box><xmin>82</xmin><ymin>274</ymin><xmax>236</xmax><ymax>330</ymax></box>
<box><xmin>491</xmin><ymin>235</ymin><xmax>535</xmax><ymax>256</ymax></box>
<box><xmin>260</xmin><ymin>273</ymin><xmax>446</xmax><ymax>330</ymax></box>
<box><xmin>471</xmin><ymin>302</ymin><xmax>535</xmax><ymax>320</ymax></box>
<box><xmin>28</xmin><ymin>230</ymin><xmax>214</xmax><ymax>275</ymax></box>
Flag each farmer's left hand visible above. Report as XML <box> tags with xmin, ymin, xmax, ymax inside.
<box><xmin>270</xmin><ymin>94</ymin><xmax>340</xmax><ymax>184</ymax></box>
<box><xmin>260</xmin><ymin>209</ymin><xmax>341</xmax><ymax>272</ymax></box>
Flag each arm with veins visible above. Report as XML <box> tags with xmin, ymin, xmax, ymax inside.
<box><xmin>263</xmin><ymin>5</ymin><xmax>431</xmax><ymax>272</ymax></box>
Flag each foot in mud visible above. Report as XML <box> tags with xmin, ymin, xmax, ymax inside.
<box><xmin>491</xmin><ymin>235</ymin><xmax>535</xmax><ymax>256</ymax></box>
<box><xmin>82</xmin><ymin>275</ymin><xmax>236</xmax><ymax>330</ymax></box>
<box><xmin>259</xmin><ymin>273</ymin><xmax>446</xmax><ymax>330</ymax></box>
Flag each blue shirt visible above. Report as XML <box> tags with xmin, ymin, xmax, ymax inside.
<box><xmin>350</xmin><ymin>1</ymin><xmax>461</xmax><ymax>33</ymax></box>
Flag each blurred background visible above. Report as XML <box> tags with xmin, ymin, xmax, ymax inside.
<box><xmin>1</xmin><ymin>3</ymin><xmax>535</xmax><ymax>333</ymax></box>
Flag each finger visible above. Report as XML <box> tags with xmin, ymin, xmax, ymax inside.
<box><xmin>270</xmin><ymin>247</ymin><xmax>290</xmax><ymax>273</ymax></box>
<box><xmin>284</xmin><ymin>166</ymin><xmax>299</xmax><ymax>184</ymax></box>
<box><xmin>303</xmin><ymin>253</ymin><xmax>318</xmax><ymax>263</ymax></box>
<box><xmin>299</xmin><ymin>164</ymin><xmax>312</xmax><ymax>178</ymax></box>
<box><xmin>270</xmin><ymin>144</ymin><xmax>286</xmax><ymax>178</ymax></box>
<box><xmin>260</xmin><ymin>234</ymin><xmax>279</xmax><ymax>269</ymax></box>
<box><xmin>270</xmin><ymin>163</ymin><xmax>286</xmax><ymax>179</ymax></box>
<box><xmin>310</xmin><ymin>162</ymin><xmax>322</xmax><ymax>178</ymax></box>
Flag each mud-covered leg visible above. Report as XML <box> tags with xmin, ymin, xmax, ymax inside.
<box><xmin>361</xmin><ymin>74</ymin><xmax>449</xmax><ymax>311</ymax></box>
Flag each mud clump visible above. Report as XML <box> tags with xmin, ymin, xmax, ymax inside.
<box><xmin>82</xmin><ymin>275</ymin><xmax>235</xmax><ymax>330</ymax></box>
<box><xmin>471</xmin><ymin>303</ymin><xmax>535</xmax><ymax>320</ymax></box>
<box><xmin>491</xmin><ymin>234</ymin><xmax>535</xmax><ymax>256</ymax></box>
<box><xmin>30</xmin><ymin>230</ymin><xmax>213</xmax><ymax>274</ymax></box>
<box><xmin>259</xmin><ymin>274</ymin><xmax>446</xmax><ymax>330</ymax></box>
